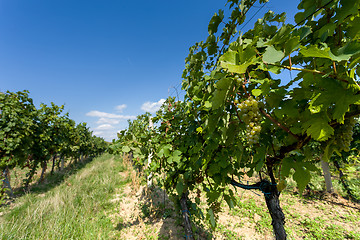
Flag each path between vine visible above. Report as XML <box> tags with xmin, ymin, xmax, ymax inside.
<box><xmin>107</xmin><ymin>168</ymin><xmax>360</xmax><ymax>240</ymax></box>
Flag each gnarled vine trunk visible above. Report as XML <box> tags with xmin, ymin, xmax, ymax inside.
<box><xmin>266</xmin><ymin>163</ymin><xmax>287</xmax><ymax>240</ymax></box>
<box><xmin>38</xmin><ymin>161</ymin><xmax>47</xmax><ymax>184</ymax></box>
<box><xmin>264</xmin><ymin>186</ymin><xmax>287</xmax><ymax>240</ymax></box>
<box><xmin>2</xmin><ymin>167</ymin><xmax>14</xmax><ymax>197</ymax></box>
<box><xmin>180</xmin><ymin>192</ymin><xmax>194</xmax><ymax>240</ymax></box>
<box><xmin>25</xmin><ymin>162</ymin><xmax>36</xmax><ymax>190</ymax></box>
<box><xmin>51</xmin><ymin>155</ymin><xmax>57</xmax><ymax>174</ymax></box>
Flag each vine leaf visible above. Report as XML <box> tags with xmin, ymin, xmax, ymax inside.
<box><xmin>208</xmin><ymin>208</ymin><xmax>216</xmax><ymax>229</ymax></box>
<box><xmin>224</xmin><ymin>195</ymin><xmax>235</xmax><ymax>209</ymax></box>
<box><xmin>281</xmin><ymin>157</ymin><xmax>293</xmax><ymax>178</ymax></box>
<box><xmin>334</xmin><ymin>0</ymin><xmax>360</xmax><ymax>22</ymax></box>
<box><xmin>176</xmin><ymin>178</ymin><xmax>184</xmax><ymax>195</ymax></box>
<box><xmin>220</xmin><ymin>48</ymin><xmax>257</xmax><ymax>74</ymax></box>
<box><xmin>284</xmin><ymin>36</ymin><xmax>300</xmax><ymax>55</ymax></box>
<box><xmin>252</xmin><ymin>89</ymin><xmax>262</xmax><ymax>97</ymax></box>
<box><xmin>293</xmin><ymin>162</ymin><xmax>311</xmax><ymax>194</ymax></box>
<box><xmin>263</xmin><ymin>46</ymin><xmax>285</xmax><ymax>64</ymax></box>
<box><xmin>300</xmin><ymin>43</ymin><xmax>360</xmax><ymax>62</ymax></box>
<box><xmin>170</xmin><ymin>150</ymin><xmax>182</xmax><ymax>164</ymax></box>
<box><xmin>208</xmin><ymin>10</ymin><xmax>224</xmax><ymax>34</ymax></box>
<box><xmin>308</xmin><ymin>78</ymin><xmax>360</xmax><ymax>123</ymax></box>
<box><xmin>302</xmin><ymin>114</ymin><xmax>334</xmax><ymax>141</ymax></box>
<box><xmin>336</xmin><ymin>41</ymin><xmax>360</xmax><ymax>61</ymax></box>
<box><xmin>157</xmin><ymin>144</ymin><xmax>171</xmax><ymax>158</ymax></box>
<box><xmin>122</xmin><ymin>145</ymin><xmax>131</xmax><ymax>153</ymax></box>
<box><xmin>212</xmin><ymin>77</ymin><xmax>232</xmax><ymax>109</ymax></box>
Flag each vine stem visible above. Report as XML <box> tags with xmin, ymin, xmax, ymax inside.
<box><xmin>214</xmin><ymin>0</ymin><xmax>257</xmax><ymax>68</ymax></box>
<box><xmin>268</xmin><ymin>63</ymin><xmax>351</xmax><ymax>84</ymax></box>
<box><xmin>259</xmin><ymin>108</ymin><xmax>300</xmax><ymax>141</ymax></box>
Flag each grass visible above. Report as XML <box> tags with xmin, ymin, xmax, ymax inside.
<box><xmin>1</xmin><ymin>154</ymin><xmax>359</xmax><ymax>240</ymax></box>
<box><xmin>0</xmin><ymin>153</ymin><xmax>127</xmax><ymax>240</ymax></box>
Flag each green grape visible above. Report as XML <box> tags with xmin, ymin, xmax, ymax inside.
<box><xmin>332</xmin><ymin>117</ymin><xmax>356</xmax><ymax>152</ymax></box>
<box><xmin>236</xmin><ymin>96</ymin><xmax>262</xmax><ymax>146</ymax></box>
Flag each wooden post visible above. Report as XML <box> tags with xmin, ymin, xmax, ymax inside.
<box><xmin>60</xmin><ymin>157</ymin><xmax>65</xmax><ymax>171</ymax></box>
<box><xmin>321</xmin><ymin>158</ymin><xmax>334</xmax><ymax>193</ymax></box>
<box><xmin>147</xmin><ymin>153</ymin><xmax>153</xmax><ymax>187</ymax></box>
<box><xmin>147</xmin><ymin>118</ymin><xmax>154</xmax><ymax>187</ymax></box>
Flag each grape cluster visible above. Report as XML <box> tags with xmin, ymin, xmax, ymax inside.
<box><xmin>334</xmin><ymin>117</ymin><xmax>356</xmax><ymax>152</ymax></box>
<box><xmin>236</xmin><ymin>96</ymin><xmax>262</xmax><ymax>146</ymax></box>
<box><xmin>234</xmin><ymin>74</ymin><xmax>241</xmax><ymax>85</ymax></box>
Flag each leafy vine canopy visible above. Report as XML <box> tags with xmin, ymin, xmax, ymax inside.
<box><xmin>180</xmin><ymin>0</ymin><xmax>360</xmax><ymax>191</ymax></box>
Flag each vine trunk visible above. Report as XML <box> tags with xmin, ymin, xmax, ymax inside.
<box><xmin>264</xmin><ymin>187</ymin><xmax>287</xmax><ymax>240</ymax></box>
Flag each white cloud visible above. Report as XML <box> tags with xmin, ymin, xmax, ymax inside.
<box><xmin>86</xmin><ymin>107</ymin><xmax>134</xmax><ymax>142</ymax></box>
<box><xmin>86</xmin><ymin>110</ymin><xmax>136</xmax><ymax>120</ymax></box>
<box><xmin>92</xmin><ymin>129</ymin><xmax>122</xmax><ymax>142</ymax></box>
<box><xmin>96</xmin><ymin>117</ymin><xmax>120</xmax><ymax>125</ymax></box>
<box><xmin>95</xmin><ymin>124</ymin><xmax>114</xmax><ymax>130</ymax></box>
<box><xmin>93</xmin><ymin>131</ymin><xmax>104</xmax><ymax>136</ymax></box>
<box><xmin>115</xmin><ymin>104</ymin><xmax>127</xmax><ymax>113</ymax></box>
<box><xmin>141</xmin><ymin>99</ymin><xmax>166</xmax><ymax>113</ymax></box>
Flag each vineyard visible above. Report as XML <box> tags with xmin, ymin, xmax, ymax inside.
<box><xmin>0</xmin><ymin>90</ymin><xmax>107</xmax><ymax>204</ymax></box>
<box><xmin>1</xmin><ymin>0</ymin><xmax>360</xmax><ymax>239</ymax></box>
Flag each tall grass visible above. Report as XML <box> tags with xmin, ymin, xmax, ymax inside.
<box><xmin>0</xmin><ymin>154</ymin><xmax>127</xmax><ymax>240</ymax></box>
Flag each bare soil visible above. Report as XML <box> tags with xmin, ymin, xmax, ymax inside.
<box><xmin>108</xmin><ymin>169</ymin><xmax>360</xmax><ymax>240</ymax></box>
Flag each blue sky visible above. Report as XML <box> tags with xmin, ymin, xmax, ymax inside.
<box><xmin>1</xmin><ymin>0</ymin><xmax>298</xmax><ymax>141</ymax></box>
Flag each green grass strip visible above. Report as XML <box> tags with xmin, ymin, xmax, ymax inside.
<box><xmin>0</xmin><ymin>154</ymin><xmax>127</xmax><ymax>240</ymax></box>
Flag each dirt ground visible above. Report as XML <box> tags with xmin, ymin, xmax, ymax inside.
<box><xmin>108</xmin><ymin>170</ymin><xmax>360</xmax><ymax>240</ymax></box>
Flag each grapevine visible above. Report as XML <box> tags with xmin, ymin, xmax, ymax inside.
<box><xmin>1</xmin><ymin>90</ymin><xmax>107</xmax><ymax>201</ymax></box>
<box><xmin>110</xmin><ymin>0</ymin><xmax>360</xmax><ymax>239</ymax></box>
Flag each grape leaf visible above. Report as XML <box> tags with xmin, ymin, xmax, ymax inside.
<box><xmin>208</xmin><ymin>10</ymin><xmax>224</xmax><ymax>34</ymax></box>
<box><xmin>204</xmin><ymin>101</ymin><xmax>212</xmax><ymax>109</ymax></box>
<box><xmin>208</xmin><ymin>208</ymin><xmax>216</xmax><ymax>228</ymax></box>
<box><xmin>176</xmin><ymin>178</ymin><xmax>184</xmax><ymax>195</ymax></box>
<box><xmin>308</xmin><ymin>78</ymin><xmax>360</xmax><ymax>123</ymax></box>
<box><xmin>172</xmin><ymin>150</ymin><xmax>182</xmax><ymax>164</ymax></box>
<box><xmin>300</xmin><ymin>44</ymin><xmax>360</xmax><ymax>62</ymax></box>
<box><xmin>224</xmin><ymin>195</ymin><xmax>235</xmax><ymax>209</ymax></box>
<box><xmin>284</xmin><ymin>36</ymin><xmax>300</xmax><ymax>55</ymax></box>
<box><xmin>302</xmin><ymin>114</ymin><xmax>334</xmax><ymax>141</ymax></box>
<box><xmin>220</xmin><ymin>47</ymin><xmax>257</xmax><ymax>74</ymax></box>
<box><xmin>212</xmin><ymin>77</ymin><xmax>232</xmax><ymax>109</ymax></box>
<box><xmin>293</xmin><ymin>163</ymin><xmax>311</xmax><ymax>194</ymax></box>
<box><xmin>281</xmin><ymin>157</ymin><xmax>293</xmax><ymax>178</ymax></box>
<box><xmin>122</xmin><ymin>145</ymin><xmax>131</xmax><ymax>153</ymax></box>
<box><xmin>252</xmin><ymin>89</ymin><xmax>262</xmax><ymax>97</ymax></box>
<box><xmin>262</xmin><ymin>46</ymin><xmax>285</xmax><ymax>64</ymax></box>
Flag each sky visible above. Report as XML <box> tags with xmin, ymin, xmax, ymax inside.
<box><xmin>0</xmin><ymin>0</ymin><xmax>299</xmax><ymax>141</ymax></box>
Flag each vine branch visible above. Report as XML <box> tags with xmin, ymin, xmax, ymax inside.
<box><xmin>259</xmin><ymin>108</ymin><xmax>300</xmax><ymax>141</ymax></box>
<box><xmin>268</xmin><ymin>63</ymin><xmax>351</xmax><ymax>84</ymax></box>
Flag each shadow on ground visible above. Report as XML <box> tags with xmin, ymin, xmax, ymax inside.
<box><xmin>3</xmin><ymin>156</ymin><xmax>98</xmax><ymax>205</ymax></box>
<box><xmin>113</xmin><ymin>185</ymin><xmax>211</xmax><ymax>239</ymax></box>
